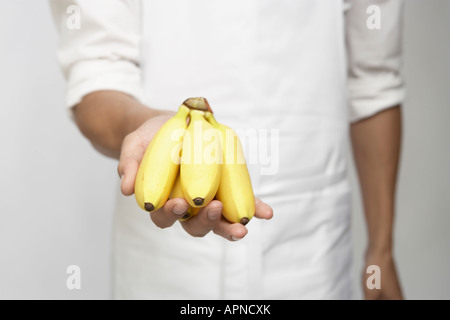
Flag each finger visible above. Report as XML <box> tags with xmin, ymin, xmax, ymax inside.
<box><xmin>254</xmin><ymin>198</ymin><xmax>273</xmax><ymax>220</ymax></box>
<box><xmin>181</xmin><ymin>200</ymin><xmax>223</xmax><ymax>237</ymax></box>
<box><xmin>212</xmin><ymin>218</ymin><xmax>248</xmax><ymax>241</ymax></box>
<box><xmin>119</xmin><ymin>157</ymin><xmax>139</xmax><ymax>196</ymax></box>
<box><xmin>118</xmin><ymin>133</ymin><xmax>147</xmax><ymax>196</ymax></box>
<box><xmin>150</xmin><ymin>198</ymin><xmax>189</xmax><ymax>229</ymax></box>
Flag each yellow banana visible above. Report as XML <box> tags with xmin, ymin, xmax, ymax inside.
<box><xmin>180</xmin><ymin>109</ymin><xmax>222</xmax><ymax>208</ymax></box>
<box><xmin>205</xmin><ymin>112</ymin><xmax>255</xmax><ymax>225</ymax></box>
<box><xmin>134</xmin><ymin>105</ymin><xmax>190</xmax><ymax>212</ymax></box>
<box><xmin>169</xmin><ymin>171</ymin><xmax>200</xmax><ymax>221</ymax></box>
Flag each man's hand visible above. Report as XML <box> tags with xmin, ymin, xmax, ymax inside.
<box><xmin>117</xmin><ymin>107</ymin><xmax>273</xmax><ymax>241</ymax></box>
<box><xmin>363</xmin><ymin>249</ymin><xmax>403</xmax><ymax>300</ymax></box>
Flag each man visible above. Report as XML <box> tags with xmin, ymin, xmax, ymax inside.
<box><xmin>50</xmin><ymin>0</ymin><xmax>404</xmax><ymax>299</ymax></box>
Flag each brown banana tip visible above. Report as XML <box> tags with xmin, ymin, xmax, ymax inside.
<box><xmin>181</xmin><ymin>213</ymin><xmax>191</xmax><ymax>220</ymax></box>
<box><xmin>144</xmin><ymin>203</ymin><xmax>155</xmax><ymax>212</ymax></box>
<box><xmin>193</xmin><ymin>197</ymin><xmax>204</xmax><ymax>206</ymax></box>
<box><xmin>240</xmin><ymin>217</ymin><xmax>250</xmax><ymax>226</ymax></box>
<box><xmin>183</xmin><ymin>97</ymin><xmax>213</xmax><ymax>113</ymax></box>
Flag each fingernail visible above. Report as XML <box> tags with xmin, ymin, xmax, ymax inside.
<box><xmin>173</xmin><ymin>204</ymin><xmax>187</xmax><ymax>215</ymax></box>
<box><xmin>231</xmin><ymin>236</ymin><xmax>242</xmax><ymax>241</ymax></box>
<box><xmin>208</xmin><ymin>207</ymin><xmax>222</xmax><ymax>220</ymax></box>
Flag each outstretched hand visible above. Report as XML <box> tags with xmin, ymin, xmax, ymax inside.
<box><xmin>117</xmin><ymin>113</ymin><xmax>273</xmax><ymax>241</ymax></box>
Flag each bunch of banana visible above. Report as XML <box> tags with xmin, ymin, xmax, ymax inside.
<box><xmin>134</xmin><ymin>97</ymin><xmax>255</xmax><ymax>225</ymax></box>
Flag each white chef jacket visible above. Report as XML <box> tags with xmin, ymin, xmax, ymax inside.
<box><xmin>50</xmin><ymin>0</ymin><xmax>404</xmax><ymax>299</ymax></box>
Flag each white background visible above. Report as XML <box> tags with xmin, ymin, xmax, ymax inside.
<box><xmin>0</xmin><ymin>0</ymin><xmax>449</xmax><ymax>299</ymax></box>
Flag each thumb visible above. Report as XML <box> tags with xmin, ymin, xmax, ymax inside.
<box><xmin>117</xmin><ymin>133</ymin><xmax>146</xmax><ymax>196</ymax></box>
<box><xmin>118</xmin><ymin>157</ymin><xmax>140</xmax><ymax>196</ymax></box>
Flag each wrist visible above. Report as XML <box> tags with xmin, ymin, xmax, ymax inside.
<box><xmin>364</xmin><ymin>206</ymin><xmax>396</xmax><ymax>259</ymax></box>
<box><xmin>121</xmin><ymin>102</ymin><xmax>153</xmax><ymax>138</ymax></box>
<box><xmin>366</xmin><ymin>242</ymin><xmax>393</xmax><ymax>260</ymax></box>
<box><xmin>366</xmin><ymin>222</ymin><xmax>394</xmax><ymax>257</ymax></box>
<box><xmin>121</xmin><ymin>101</ymin><xmax>174</xmax><ymax>140</ymax></box>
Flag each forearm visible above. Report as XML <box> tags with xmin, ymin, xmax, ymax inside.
<box><xmin>74</xmin><ymin>90</ymin><xmax>162</xmax><ymax>159</ymax></box>
<box><xmin>350</xmin><ymin>106</ymin><xmax>402</xmax><ymax>253</ymax></box>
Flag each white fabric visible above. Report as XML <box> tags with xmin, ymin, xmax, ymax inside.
<box><xmin>345</xmin><ymin>0</ymin><xmax>405</xmax><ymax>122</ymax></box>
<box><xmin>49</xmin><ymin>0</ymin><xmax>145</xmax><ymax>115</ymax></box>
<box><xmin>50</xmin><ymin>0</ymin><xmax>404</xmax><ymax>299</ymax></box>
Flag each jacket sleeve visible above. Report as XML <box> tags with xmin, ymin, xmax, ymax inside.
<box><xmin>345</xmin><ymin>0</ymin><xmax>405</xmax><ymax>123</ymax></box>
<box><xmin>49</xmin><ymin>0</ymin><xmax>144</xmax><ymax>115</ymax></box>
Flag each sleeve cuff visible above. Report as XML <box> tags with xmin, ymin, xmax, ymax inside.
<box><xmin>65</xmin><ymin>59</ymin><xmax>146</xmax><ymax>118</ymax></box>
<box><xmin>348</xmin><ymin>74</ymin><xmax>405</xmax><ymax>123</ymax></box>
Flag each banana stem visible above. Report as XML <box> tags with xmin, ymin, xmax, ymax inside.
<box><xmin>183</xmin><ymin>97</ymin><xmax>213</xmax><ymax>113</ymax></box>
